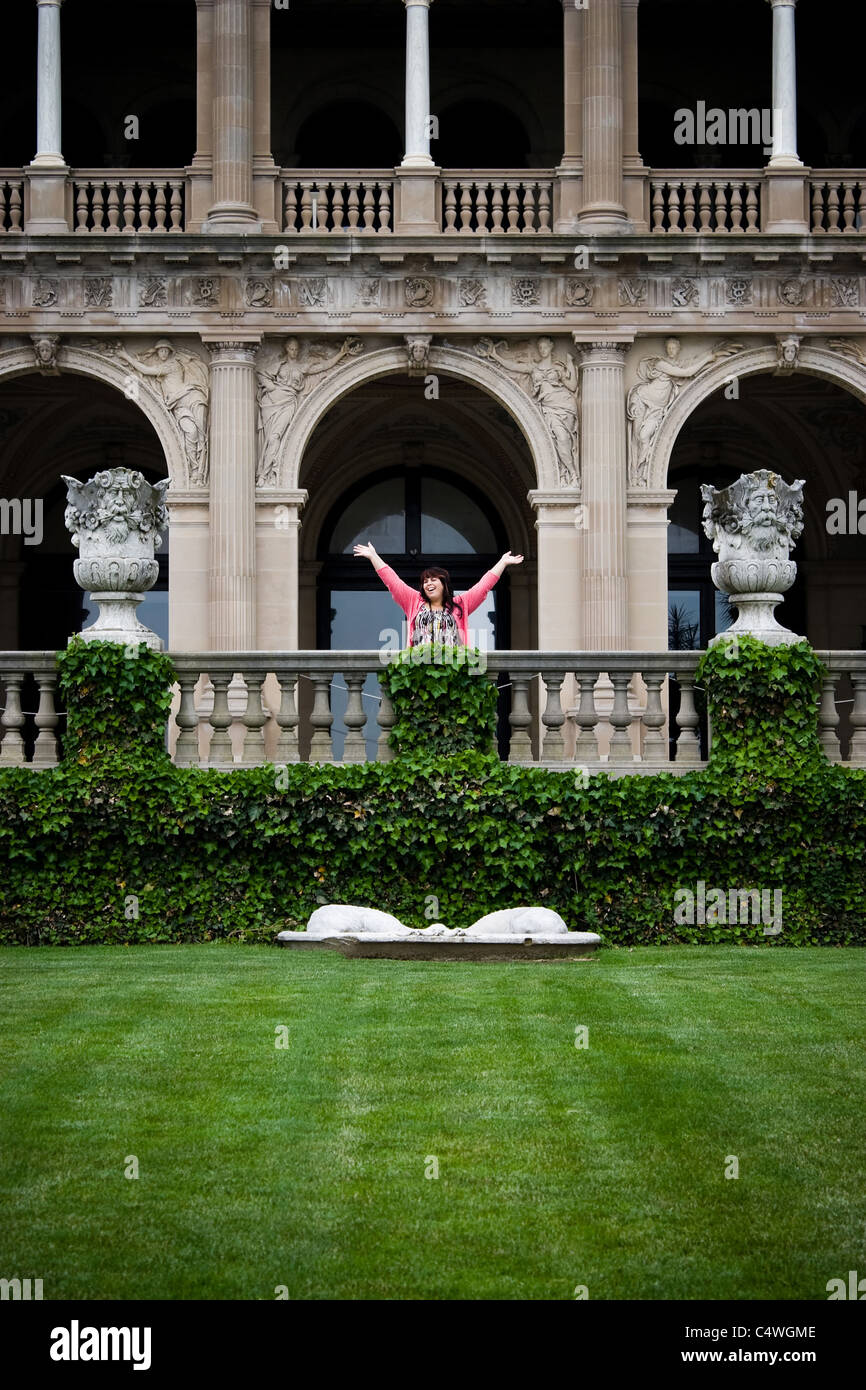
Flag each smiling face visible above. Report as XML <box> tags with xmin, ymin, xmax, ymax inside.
<box><xmin>422</xmin><ymin>575</ymin><xmax>445</xmax><ymax>605</ymax></box>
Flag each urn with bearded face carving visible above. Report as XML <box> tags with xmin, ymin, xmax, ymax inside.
<box><xmin>63</xmin><ymin>468</ymin><xmax>169</xmax><ymax>650</ymax></box>
<box><xmin>700</xmin><ymin>469</ymin><xmax>805</xmax><ymax>646</ymax></box>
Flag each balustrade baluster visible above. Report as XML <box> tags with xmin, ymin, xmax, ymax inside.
<box><xmin>574</xmin><ymin>674</ymin><xmax>600</xmax><ymax>761</ymax></box>
<box><xmin>698</xmin><ymin>181</ymin><xmax>712</xmax><ymax>232</ymax></box>
<box><xmin>342</xmin><ymin>674</ymin><xmax>368</xmax><ymax>761</ymax></box>
<box><xmin>31</xmin><ymin>672</ymin><xmax>59</xmax><ymax>768</ymax></box>
<box><xmin>641</xmin><ymin>673</ymin><xmax>667</xmax><ymax>763</ymax></box>
<box><xmin>138</xmin><ymin>185</ymin><xmax>152</xmax><ymax>231</ymax></box>
<box><xmin>207</xmin><ymin>676</ymin><xmax>234</xmax><ymax>768</ymax></box>
<box><xmin>153</xmin><ymin>185</ymin><xmax>168</xmax><ymax>232</ymax></box>
<box><xmin>523</xmin><ymin>183</ymin><xmax>537</xmax><ymax>233</ymax></box>
<box><xmin>490</xmin><ymin>181</ymin><xmax>505</xmax><ymax>233</ymax></box>
<box><xmin>811</xmin><ymin>182</ymin><xmax>825</xmax><ymax>232</ymax></box>
<box><xmin>376</xmin><ymin>686</ymin><xmax>395</xmax><ymax>762</ymax></box>
<box><xmin>362</xmin><ymin>186</ymin><xmax>376</xmax><ymax>231</ymax></box>
<box><xmin>443</xmin><ymin>181</ymin><xmax>458</xmax><ymax>232</ymax></box>
<box><xmin>848</xmin><ymin>674</ymin><xmax>866</xmax><ymax>766</ymax></box>
<box><xmin>674</xmin><ymin>674</ymin><xmax>701</xmax><ymax>762</ymax></box>
<box><xmin>273</xmin><ymin>671</ymin><xmax>300</xmax><ymax>763</ymax></box>
<box><xmin>713</xmin><ymin>183</ymin><xmax>727</xmax><ymax>232</ymax></box>
<box><xmin>668</xmin><ymin>183</ymin><xmax>682</xmax><ymax>232</ymax></box>
<box><xmin>842</xmin><ymin>182</ymin><xmax>856</xmax><ymax>232</ymax></box>
<box><xmin>818</xmin><ymin>677</ymin><xmax>841</xmax><ymax>761</ymax></box>
<box><xmin>284</xmin><ymin>183</ymin><xmax>299</xmax><ymax>233</ymax></box>
<box><xmin>608</xmin><ymin>672</ymin><xmax>634</xmax><ymax>762</ymax></box>
<box><xmin>745</xmin><ymin>181</ymin><xmax>759</xmax><ymax>232</ymax></box>
<box><xmin>651</xmin><ymin>183</ymin><xmax>664</xmax><ymax>232</ymax></box>
<box><xmin>506</xmin><ymin>186</ymin><xmax>520</xmax><ymax>233</ymax></box>
<box><xmin>682</xmin><ymin>185</ymin><xmax>696</xmax><ymax>232</ymax></box>
<box><xmin>347</xmin><ymin>184</ymin><xmax>360</xmax><ymax>231</ymax></box>
<box><xmin>507</xmin><ymin>676</ymin><xmax>533</xmax><ymax>762</ymax></box>
<box><xmin>106</xmin><ymin>182</ymin><xmax>120</xmax><ymax>233</ymax></box>
<box><xmin>0</xmin><ymin>674</ymin><xmax>26</xmax><ymax>765</ymax></box>
<box><xmin>91</xmin><ymin>183</ymin><xmax>105</xmax><ymax>232</ymax></box>
<box><xmin>459</xmin><ymin>184</ymin><xmax>473</xmax><ymax>233</ymax></box>
<box><xmin>309</xmin><ymin>675</ymin><xmax>334</xmax><ymax>762</ymax></box>
<box><xmin>538</xmin><ymin>184</ymin><xmax>552</xmax><ymax>232</ymax></box>
<box><xmin>475</xmin><ymin>183</ymin><xmax>490</xmax><ymax>233</ymax></box>
<box><xmin>174</xmin><ymin>675</ymin><xmax>200</xmax><ymax>766</ymax></box>
<box><xmin>10</xmin><ymin>185</ymin><xmax>23</xmax><ymax>233</ymax></box>
<box><xmin>239</xmin><ymin>674</ymin><xmax>267</xmax><ymax>766</ymax></box>
<box><xmin>0</xmin><ymin>674</ymin><xmax>26</xmax><ymax>764</ymax></box>
<box><xmin>330</xmin><ymin>183</ymin><xmax>345</xmax><ymax>232</ymax></box>
<box><xmin>379</xmin><ymin>183</ymin><xmax>391</xmax><ymax>232</ymax></box>
<box><xmin>169</xmin><ymin>180</ymin><xmax>184</xmax><ymax>231</ymax></box>
<box><xmin>75</xmin><ymin>185</ymin><xmax>89</xmax><ymax>232</ymax></box>
<box><xmin>121</xmin><ymin>185</ymin><xmax>136</xmax><ymax>233</ymax></box>
<box><xmin>827</xmin><ymin>185</ymin><xmax>841</xmax><ymax>233</ymax></box>
<box><xmin>299</xmin><ymin>183</ymin><xmax>313</xmax><ymax>232</ymax></box>
<box><xmin>540</xmin><ymin>671</ymin><xmax>566</xmax><ymax>760</ymax></box>
<box><xmin>730</xmin><ymin>184</ymin><xmax>743</xmax><ymax>232</ymax></box>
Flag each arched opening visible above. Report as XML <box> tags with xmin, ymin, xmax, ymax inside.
<box><xmin>434</xmin><ymin>100</ymin><xmax>532</xmax><ymax>169</ymax></box>
<box><xmin>290</xmin><ymin>101</ymin><xmax>403</xmax><ymax>169</ymax></box>
<box><xmin>296</xmin><ymin>372</ymin><xmax>537</xmax><ymax>757</ymax></box>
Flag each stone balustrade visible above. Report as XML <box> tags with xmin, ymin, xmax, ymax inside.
<box><xmin>71</xmin><ymin>173</ymin><xmax>186</xmax><ymax>234</ymax></box>
<box><xmin>280</xmin><ymin>173</ymin><xmax>394</xmax><ymax>234</ymax></box>
<box><xmin>809</xmin><ymin>174</ymin><xmax>865</xmax><ymax>233</ymax></box>
<box><xmin>650</xmin><ymin>172</ymin><xmax>763</xmax><ymax>233</ymax></box>
<box><xmin>0</xmin><ymin>175</ymin><xmax>24</xmax><ymax>233</ymax></box>
<box><xmin>4</xmin><ymin>649</ymin><xmax>866</xmax><ymax>773</ymax></box>
<box><xmin>441</xmin><ymin>173</ymin><xmax>555</xmax><ymax>235</ymax></box>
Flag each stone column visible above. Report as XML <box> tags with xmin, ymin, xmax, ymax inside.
<box><xmin>25</xmin><ymin>0</ymin><xmax>69</xmax><ymax>233</ymax></box>
<box><xmin>205</xmin><ymin>0</ymin><xmax>260</xmax><ymax>231</ymax></box>
<box><xmin>396</xmin><ymin>0</ymin><xmax>439</xmax><ymax>233</ymax></box>
<box><xmin>252</xmin><ymin>0</ymin><xmax>280</xmax><ymax>232</ymax></box>
<box><xmin>578</xmin><ymin>0</ymin><xmax>627</xmax><ymax>229</ymax></box>
<box><xmin>205</xmin><ymin>338</ymin><xmax>261</xmax><ymax>648</ymax></box>
<box><xmin>767</xmin><ymin>0</ymin><xmax>801</xmax><ymax>167</ymax></box>
<box><xmin>620</xmin><ymin>0</ymin><xmax>647</xmax><ymax>230</ymax></box>
<box><xmin>577</xmin><ymin>341</ymin><xmax>630</xmax><ymax>647</ymax></box>
<box><xmin>554</xmin><ymin>0</ymin><xmax>584</xmax><ymax>232</ymax></box>
<box><xmin>763</xmin><ymin>0</ymin><xmax>807</xmax><ymax>232</ymax></box>
<box><xmin>402</xmin><ymin>0</ymin><xmax>435</xmax><ymax>168</ymax></box>
<box><xmin>188</xmin><ymin>0</ymin><xmax>215</xmax><ymax>232</ymax></box>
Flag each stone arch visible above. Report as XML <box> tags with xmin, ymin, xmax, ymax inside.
<box><xmin>0</xmin><ymin>342</ymin><xmax>186</xmax><ymax>489</ymax></box>
<box><xmin>273</xmin><ymin>343</ymin><xmax>562</xmax><ymax>494</ymax></box>
<box><xmin>645</xmin><ymin>342</ymin><xmax>866</xmax><ymax>493</ymax></box>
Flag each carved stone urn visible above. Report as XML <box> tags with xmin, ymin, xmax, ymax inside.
<box><xmin>63</xmin><ymin>468</ymin><xmax>169</xmax><ymax>650</ymax></box>
<box><xmin>701</xmin><ymin>469</ymin><xmax>805</xmax><ymax>647</ymax></box>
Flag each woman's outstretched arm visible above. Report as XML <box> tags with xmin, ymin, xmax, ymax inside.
<box><xmin>354</xmin><ymin>542</ymin><xmax>419</xmax><ymax>613</ymax></box>
<box><xmin>461</xmin><ymin>551</ymin><xmax>524</xmax><ymax>615</ymax></box>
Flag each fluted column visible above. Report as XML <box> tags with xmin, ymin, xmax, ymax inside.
<box><xmin>205</xmin><ymin>0</ymin><xmax>259</xmax><ymax>230</ymax></box>
<box><xmin>621</xmin><ymin>1</ymin><xmax>640</xmax><ymax>164</ymax></box>
<box><xmin>578</xmin><ymin>0</ymin><xmax>627</xmax><ymax>228</ymax></box>
<box><xmin>188</xmin><ymin>0</ymin><xmax>215</xmax><ymax>231</ymax></box>
<box><xmin>577</xmin><ymin>341</ymin><xmax>630</xmax><ymax>647</ymax></box>
<box><xmin>766</xmin><ymin>0</ymin><xmax>801</xmax><ymax>167</ymax></box>
<box><xmin>206</xmin><ymin>339</ymin><xmax>260</xmax><ymax>648</ymax></box>
<box><xmin>252</xmin><ymin>0</ymin><xmax>279</xmax><ymax>231</ymax></box>
<box><xmin>555</xmin><ymin>0</ymin><xmax>583</xmax><ymax>231</ymax></box>
<box><xmin>402</xmin><ymin>0</ymin><xmax>435</xmax><ymax>168</ymax></box>
<box><xmin>25</xmin><ymin>0</ymin><xmax>68</xmax><ymax>232</ymax></box>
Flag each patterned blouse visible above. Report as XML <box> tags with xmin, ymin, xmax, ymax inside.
<box><xmin>411</xmin><ymin>604</ymin><xmax>460</xmax><ymax>647</ymax></box>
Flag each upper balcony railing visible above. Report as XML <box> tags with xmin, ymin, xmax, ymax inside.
<box><xmin>1</xmin><ymin>165</ymin><xmax>864</xmax><ymax>238</ymax></box>
<box><xmin>3</xmin><ymin>650</ymin><xmax>865</xmax><ymax>773</ymax></box>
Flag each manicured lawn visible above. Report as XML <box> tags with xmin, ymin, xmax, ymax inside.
<box><xmin>0</xmin><ymin>945</ymin><xmax>863</xmax><ymax>1300</ymax></box>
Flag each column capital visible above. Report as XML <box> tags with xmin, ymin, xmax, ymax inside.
<box><xmin>35</xmin><ymin>0</ymin><xmax>64</xmax><ymax>8</ymax></box>
<box><xmin>574</xmin><ymin>338</ymin><xmax>631</xmax><ymax>362</ymax></box>
<box><xmin>203</xmin><ymin>335</ymin><xmax>262</xmax><ymax>364</ymax></box>
<box><xmin>403</xmin><ymin>0</ymin><xmax>434</xmax><ymax>7</ymax></box>
<box><xmin>766</xmin><ymin>0</ymin><xmax>797</xmax><ymax>7</ymax></box>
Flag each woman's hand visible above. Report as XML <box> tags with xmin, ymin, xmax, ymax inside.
<box><xmin>353</xmin><ymin>541</ymin><xmax>385</xmax><ymax>572</ymax></box>
<box><xmin>500</xmin><ymin>551</ymin><xmax>524</xmax><ymax>567</ymax></box>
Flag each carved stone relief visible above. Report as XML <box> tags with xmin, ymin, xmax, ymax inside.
<box><xmin>84</xmin><ymin>278</ymin><xmax>113</xmax><ymax>308</ymax></box>
<box><xmin>627</xmin><ymin>337</ymin><xmax>741</xmax><ymax>487</ymax></box>
<box><xmin>565</xmin><ymin>278</ymin><xmax>594</xmax><ymax>307</ymax></box>
<box><xmin>405</xmin><ymin>335</ymin><xmax>432</xmax><ymax>377</ymax></box>
<box><xmin>105</xmin><ymin>338</ymin><xmax>210</xmax><ymax>486</ymax></box>
<box><xmin>475</xmin><ymin>336</ymin><xmax>579</xmax><ymax>486</ymax></box>
<box><xmin>33</xmin><ymin>278</ymin><xmax>59</xmax><ymax>308</ymax></box>
<box><xmin>256</xmin><ymin>336</ymin><xmax>363</xmax><ymax>487</ymax></box>
<box><xmin>31</xmin><ymin>333</ymin><xmax>61</xmax><ymax>375</ymax></box>
<box><xmin>404</xmin><ymin>277</ymin><xmax>434</xmax><ymax>308</ymax></box>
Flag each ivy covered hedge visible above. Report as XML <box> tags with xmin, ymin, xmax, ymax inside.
<box><xmin>0</xmin><ymin>636</ymin><xmax>864</xmax><ymax>947</ymax></box>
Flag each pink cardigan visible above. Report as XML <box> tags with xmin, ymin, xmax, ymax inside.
<box><xmin>377</xmin><ymin>564</ymin><xmax>498</xmax><ymax>647</ymax></box>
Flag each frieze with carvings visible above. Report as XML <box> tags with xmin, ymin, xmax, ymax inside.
<box><xmin>84</xmin><ymin>278</ymin><xmax>114</xmax><ymax>309</ymax></box>
<box><xmin>140</xmin><ymin>278</ymin><xmax>167</xmax><ymax>309</ymax></box>
<box><xmin>475</xmin><ymin>336</ymin><xmax>579</xmax><ymax>486</ymax></box>
<box><xmin>512</xmin><ymin>278</ymin><xmax>540</xmax><ymax>307</ymax></box>
<box><xmin>671</xmin><ymin>277</ymin><xmax>699</xmax><ymax>308</ymax></box>
<box><xmin>405</xmin><ymin>278</ymin><xmax>434</xmax><ymax>308</ymax></box>
<box><xmin>619</xmin><ymin>278</ymin><xmax>648</xmax><ymax>307</ymax></box>
<box><xmin>459</xmin><ymin>279</ymin><xmax>487</xmax><ymax>308</ymax></box>
<box><xmin>33</xmin><ymin>279</ymin><xmax>59</xmax><ymax>308</ymax></box>
<box><xmin>565</xmin><ymin>278</ymin><xmax>594</xmax><ymax>307</ymax></box>
<box><xmin>245</xmin><ymin>279</ymin><xmax>273</xmax><ymax>309</ymax></box>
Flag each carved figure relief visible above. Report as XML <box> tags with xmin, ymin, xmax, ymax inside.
<box><xmin>775</xmin><ymin>334</ymin><xmax>801</xmax><ymax>372</ymax></box>
<box><xmin>405</xmin><ymin>335</ymin><xmax>432</xmax><ymax>377</ymax></box>
<box><xmin>33</xmin><ymin>278</ymin><xmax>59</xmax><ymax>308</ymax></box>
<box><xmin>476</xmin><ymin>336</ymin><xmax>579</xmax><ymax>486</ymax></box>
<box><xmin>31</xmin><ymin>334</ymin><xmax>61</xmax><ymax>375</ymax></box>
<box><xmin>110</xmin><ymin>339</ymin><xmax>210</xmax><ymax>486</ymax></box>
<box><xmin>256</xmin><ymin>336</ymin><xmax>363</xmax><ymax>487</ymax></box>
<box><xmin>627</xmin><ymin>337</ymin><xmax>741</xmax><ymax>487</ymax></box>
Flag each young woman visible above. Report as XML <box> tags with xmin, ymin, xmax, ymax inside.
<box><xmin>353</xmin><ymin>542</ymin><xmax>524</xmax><ymax>648</ymax></box>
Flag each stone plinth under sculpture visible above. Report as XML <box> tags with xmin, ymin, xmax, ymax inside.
<box><xmin>63</xmin><ymin>468</ymin><xmax>169</xmax><ymax>651</ymax></box>
<box><xmin>701</xmin><ymin>468</ymin><xmax>805</xmax><ymax>647</ymax></box>
<box><xmin>277</xmin><ymin>905</ymin><xmax>602</xmax><ymax>961</ymax></box>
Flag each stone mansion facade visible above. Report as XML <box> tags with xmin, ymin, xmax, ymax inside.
<box><xmin>1</xmin><ymin>0</ymin><xmax>865</xmax><ymax>666</ymax></box>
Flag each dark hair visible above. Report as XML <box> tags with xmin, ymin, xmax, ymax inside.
<box><xmin>419</xmin><ymin>566</ymin><xmax>463</xmax><ymax>618</ymax></box>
